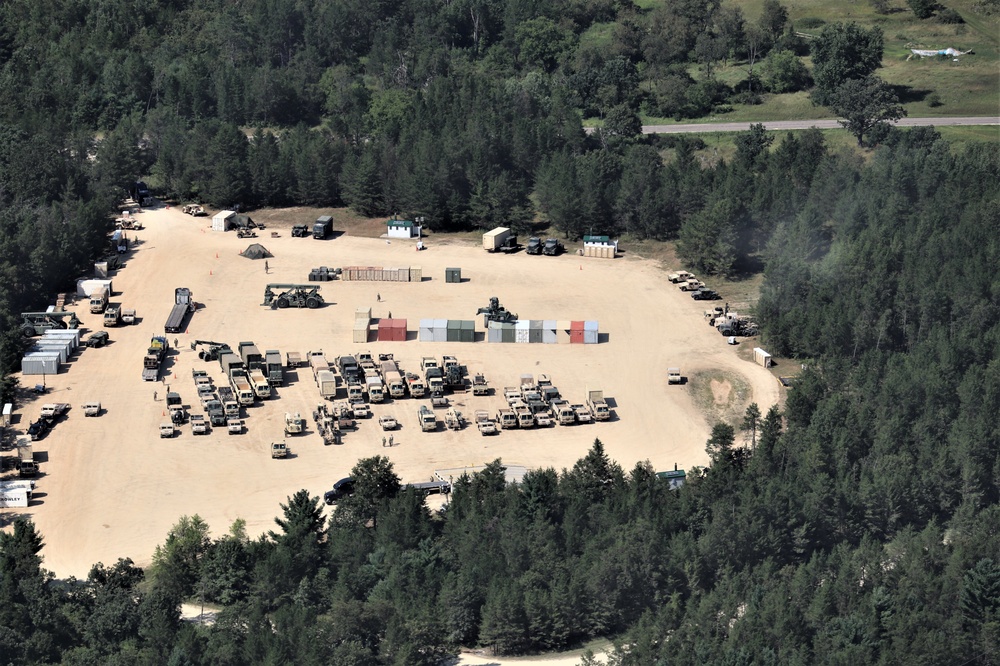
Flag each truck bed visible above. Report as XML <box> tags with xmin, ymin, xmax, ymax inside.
<box><xmin>164</xmin><ymin>303</ymin><xmax>190</xmax><ymax>333</ymax></box>
<box><xmin>142</xmin><ymin>367</ymin><xmax>160</xmax><ymax>382</ymax></box>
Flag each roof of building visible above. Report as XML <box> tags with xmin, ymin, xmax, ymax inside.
<box><xmin>583</xmin><ymin>235</ymin><xmax>612</xmax><ymax>243</ymax></box>
<box><xmin>386</xmin><ymin>219</ymin><xmax>415</xmax><ymax>227</ymax></box>
<box><xmin>656</xmin><ymin>470</ymin><xmax>686</xmax><ymax>480</ymax></box>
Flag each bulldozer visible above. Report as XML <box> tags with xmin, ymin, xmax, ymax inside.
<box><xmin>21</xmin><ymin>311</ymin><xmax>82</xmax><ymax>337</ymax></box>
<box><xmin>262</xmin><ymin>284</ymin><xmax>324</xmax><ymax>309</ymax></box>
<box><xmin>476</xmin><ymin>296</ymin><xmax>517</xmax><ymax>324</ymax></box>
<box><xmin>190</xmin><ymin>340</ymin><xmax>233</xmax><ymax>361</ymax></box>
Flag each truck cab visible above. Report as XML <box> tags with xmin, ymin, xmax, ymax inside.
<box><xmin>271</xmin><ymin>441</ymin><xmax>288</xmax><ymax>458</ymax></box>
<box><xmin>89</xmin><ymin>287</ymin><xmax>109</xmax><ymax>314</ymax></box>
<box><xmin>526</xmin><ymin>237</ymin><xmax>542</xmax><ymax>254</ymax></box>
<box><xmin>103</xmin><ymin>304</ymin><xmax>121</xmax><ymax>326</ymax></box>
<box><xmin>418</xmin><ymin>406</ymin><xmax>437</xmax><ymax>431</ymax></box>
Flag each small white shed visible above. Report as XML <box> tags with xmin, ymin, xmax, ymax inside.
<box><xmin>753</xmin><ymin>347</ymin><xmax>772</xmax><ymax>368</ymax></box>
<box><xmin>212</xmin><ymin>210</ymin><xmax>236</xmax><ymax>231</ymax></box>
<box><xmin>386</xmin><ymin>219</ymin><xmax>420</xmax><ymax>239</ymax></box>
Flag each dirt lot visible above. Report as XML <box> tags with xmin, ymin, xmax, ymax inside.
<box><xmin>4</xmin><ymin>205</ymin><xmax>780</xmax><ymax>578</ymax></box>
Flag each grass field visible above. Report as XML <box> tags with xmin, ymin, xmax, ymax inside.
<box><xmin>580</xmin><ymin>0</ymin><xmax>998</xmax><ymax>124</ymax></box>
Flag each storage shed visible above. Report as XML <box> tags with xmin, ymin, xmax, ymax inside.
<box><xmin>212</xmin><ymin>210</ymin><xmax>236</xmax><ymax>231</ymax></box>
<box><xmin>386</xmin><ymin>219</ymin><xmax>420</xmax><ymax>239</ymax></box>
<box><xmin>582</xmin><ymin>235</ymin><xmax>618</xmax><ymax>259</ymax></box>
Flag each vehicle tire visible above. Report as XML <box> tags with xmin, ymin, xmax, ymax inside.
<box><xmin>277</xmin><ymin>298</ymin><xmax>289</xmax><ymax>309</ymax></box>
<box><xmin>21</xmin><ymin>326</ymin><xmax>35</xmax><ymax>337</ymax></box>
<box><xmin>306</xmin><ymin>298</ymin><xmax>319</xmax><ymax>309</ymax></box>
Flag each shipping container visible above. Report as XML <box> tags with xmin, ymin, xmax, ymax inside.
<box><xmin>419</xmin><ymin>319</ymin><xmax>434</xmax><ymax>342</ymax></box>
<box><xmin>447</xmin><ymin>320</ymin><xmax>461</xmax><ymax>342</ymax></box>
<box><xmin>501</xmin><ymin>322</ymin><xmax>516</xmax><ymax>343</ymax></box>
<box><xmin>42</xmin><ymin>330</ymin><xmax>81</xmax><ymax>348</ymax></box>
<box><xmin>583</xmin><ymin>330</ymin><xmax>598</xmax><ymax>344</ymax></box>
<box><xmin>356</xmin><ymin>307</ymin><xmax>372</xmax><ymax>321</ymax></box>
<box><xmin>29</xmin><ymin>343</ymin><xmax>69</xmax><ymax>363</ymax></box>
<box><xmin>557</xmin><ymin>320</ymin><xmax>572</xmax><ymax>344</ymax></box>
<box><xmin>529</xmin><ymin>319</ymin><xmax>543</xmax><ymax>343</ymax></box>
<box><xmin>377</xmin><ymin>320</ymin><xmax>392</xmax><ymax>342</ymax></box>
<box><xmin>515</xmin><ymin>320</ymin><xmax>530</xmax><ymax>344</ymax></box>
<box><xmin>571</xmin><ymin>320</ymin><xmax>585</xmax><ymax>331</ymax></box>
<box><xmin>445</xmin><ymin>267</ymin><xmax>462</xmax><ymax>283</ymax></box>
<box><xmin>393</xmin><ymin>319</ymin><xmax>408</xmax><ymax>341</ymax></box>
<box><xmin>353</xmin><ymin>321</ymin><xmax>369</xmax><ymax>344</ymax></box>
<box><xmin>460</xmin><ymin>319</ymin><xmax>475</xmax><ymax>342</ymax></box>
<box><xmin>22</xmin><ymin>353</ymin><xmax>61</xmax><ymax>375</ymax></box>
<box><xmin>543</xmin><ymin>320</ymin><xmax>558</xmax><ymax>344</ymax></box>
<box><xmin>570</xmin><ymin>329</ymin><xmax>585</xmax><ymax>344</ymax></box>
<box><xmin>433</xmin><ymin>319</ymin><xmax>448</xmax><ymax>342</ymax></box>
<box><xmin>410</xmin><ymin>266</ymin><xmax>422</xmax><ymax>282</ymax></box>
<box><xmin>488</xmin><ymin>320</ymin><xmax>503</xmax><ymax>343</ymax></box>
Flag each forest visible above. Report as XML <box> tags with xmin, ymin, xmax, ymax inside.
<box><xmin>1</xmin><ymin>0</ymin><xmax>999</xmax><ymax>663</ymax></box>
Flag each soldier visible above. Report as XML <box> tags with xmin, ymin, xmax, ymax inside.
<box><xmin>382</xmin><ymin>436</ymin><xmax>387</xmax><ymax>448</ymax></box>
<box><xmin>389</xmin><ymin>434</ymin><xmax>394</xmax><ymax>447</ymax></box>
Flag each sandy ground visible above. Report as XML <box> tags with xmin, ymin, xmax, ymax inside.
<box><xmin>2</xmin><ymin>204</ymin><xmax>780</xmax><ymax>579</ymax></box>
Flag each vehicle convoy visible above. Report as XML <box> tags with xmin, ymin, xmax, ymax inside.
<box><xmin>475</xmin><ymin>410</ymin><xmax>497</xmax><ymax>435</ymax></box>
<box><xmin>542</xmin><ymin>238</ymin><xmax>564</xmax><ymax>255</ymax></box>
<box><xmin>20</xmin><ymin>311</ymin><xmax>81</xmax><ymax>337</ymax></box>
<box><xmin>142</xmin><ymin>336</ymin><xmax>169</xmax><ymax>381</ymax></box>
<box><xmin>472</xmin><ymin>374</ymin><xmax>490</xmax><ymax>395</ymax></box>
<box><xmin>526</xmin><ymin>237</ymin><xmax>542</xmax><ymax>255</ymax></box>
<box><xmin>164</xmin><ymin>287</ymin><xmax>195</xmax><ymax>334</ymax></box>
<box><xmin>191</xmin><ymin>340</ymin><xmax>232</xmax><ymax>361</ymax></box>
<box><xmin>89</xmin><ymin>286</ymin><xmax>109</xmax><ymax>314</ymax></box>
<box><xmin>585</xmin><ymin>388</ymin><xmax>609</xmax><ymax>420</ymax></box>
<box><xmin>313</xmin><ymin>215</ymin><xmax>334</xmax><ymax>239</ymax></box>
<box><xmin>417</xmin><ymin>405</ymin><xmax>437</xmax><ymax>432</ymax></box>
<box><xmin>261</xmin><ymin>284</ymin><xmax>324</xmax><ymax>309</ymax></box>
<box><xmin>482</xmin><ymin>227</ymin><xmax>519</xmax><ymax>253</ymax></box>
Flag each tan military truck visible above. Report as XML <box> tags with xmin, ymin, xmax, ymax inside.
<box><xmin>475</xmin><ymin>410</ymin><xmax>497</xmax><ymax>435</ymax></box>
<box><xmin>667</xmin><ymin>368</ymin><xmax>682</xmax><ymax>385</ymax></box>
<box><xmin>271</xmin><ymin>441</ymin><xmax>288</xmax><ymax>458</ymax></box>
<box><xmin>496</xmin><ymin>408</ymin><xmax>518</xmax><ymax>429</ymax></box>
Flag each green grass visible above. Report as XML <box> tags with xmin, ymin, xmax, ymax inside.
<box><xmin>579</xmin><ymin>21</ymin><xmax>616</xmax><ymax>51</ymax></box>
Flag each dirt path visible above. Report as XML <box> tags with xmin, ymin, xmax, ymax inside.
<box><xmin>7</xmin><ymin>205</ymin><xmax>780</xmax><ymax>578</ymax></box>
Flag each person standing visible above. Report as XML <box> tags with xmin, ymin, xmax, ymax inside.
<box><xmin>389</xmin><ymin>434</ymin><xmax>394</xmax><ymax>447</ymax></box>
<box><xmin>265</xmin><ymin>260</ymin><xmax>269</xmax><ymax>273</ymax></box>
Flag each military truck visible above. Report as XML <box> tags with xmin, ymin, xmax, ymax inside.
<box><xmin>405</xmin><ymin>373</ymin><xmax>426</xmax><ymax>398</ymax></box>
<box><xmin>472</xmin><ymin>374</ymin><xmax>490</xmax><ymax>395</ymax></box>
<box><xmin>552</xmin><ymin>400</ymin><xmax>576</xmax><ymax>425</ymax></box>
<box><xmin>417</xmin><ymin>405</ymin><xmax>437</xmax><ymax>432</ymax></box>
<box><xmin>284</xmin><ymin>413</ymin><xmax>304</xmax><ymax>436</ymax></box>
<box><xmin>249</xmin><ymin>368</ymin><xmax>271</xmax><ymax>399</ymax></box>
<box><xmin>103</xmin><ymin>304</ymin><xmax>121</xmax><ymax>326</ymax></box>
<box><xmin>381</xmin><ymin>359</ymin><xmax>406</xmax><ymax>398</ymax></box>
<box><xmin>265</xmin><ymin>350</ymin><xmax>283</xmax><ymax>386</ymax></box>
<box><xmin>291</xmin><ymin>223</ymin><xmax>310</xmax><ymax>237</ymax></box>
<box><xmin>667</xmin><ymin>368</ymin><xmax>682</xmax><ymax>384</ymax></box>
<box><xmin>39</xmin><ymin>403</ymin><xmax>70</xmax><ymax>421</ymax></box>
<box><xmin>573</xmin><ymin>403</ymin><xmax>594</xmax><ymax>424</ymax></box>
<box><xmin>444</xmin><ymin>408</ymin><xmax>464</xmax><ymax>430</ymax></box>
<box><xmin>89</xmin><ymin>286</ymin><xmax>109</xmax><ymax>314</ymax></box>
<box><xmin>542</xmin><ymin>238</ymin><xmax>564</xmax><ymax>256</ymax></box>
<box><xmin>217</xmin><ymin>387</ymin><xmax>239</xmax><ymax>418</ymax></box>
<box><xmin>18</xmin><ymin>440</ymin><xmax>38</xmax><ymax>477</ymax></box>
<box><xmin>475</xmin><ymin>410</ymin><xmax>497</xmax><ymax>435</ymax></box>
<box><xmin>587</xmin><ymin>388</ymin><xmax>610</xmax><ymax>421</ymax></box>
<box><xmin>365</xmin><ymin>376</ymin><xmax>385</xmax><ymax>403</ymax></box>
<box><xmin>317</xmin><ymin>370</ymin><xmax>338</xmax><ymax>400</ymax></box>
<box><xmin>261</xmin><ymin>284</ymin><xmax>324</xmax><ymax>309</ymax></box>
<box><xmin>271</xmin><ymin>441</ymin><xmax>288</xmax><ymax>458</ymax></box>
<box><xmin>82</xmin><ymin>402</ymin><xmax>101</xmax><ymax>417</ymax></box>
<box><xmin>483</xmin><ymin>227</ymin><xmax>519</xmax><ymax>253</ymax></box>
<box><xmin>164</xmin><ymin>287</ymin><xmax>195</xmax><ymax>334</ymax></box>
<box><xmin>313</xmin><ymin>215</ymin><xmax>334</xmax><ymax>239</ymax></box>
<box><xmin>142</xmin><ymin>337</ymin><xmax>169</xmax><ymax>382</ymax></box>
<box><xmin>496</xmin><ymin>408</ymin><xmax>518</xmax><ymax>430</ymax></box>
<box><xmin>121</xmin><ymin>308</ymin><xmax>136</xmax><ymax>325</ymax></box>
<box><xmin>526</xmin><ymin>237</ymin><xmax>542</xmax><ymax>255</ymax></box>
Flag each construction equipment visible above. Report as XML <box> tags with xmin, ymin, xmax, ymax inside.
<box><xmin>483</xmin><ymin>227</ymin><xmax>519</xmax><ymax>253</ymax></box>
<box><xmin>20</xmin><ymin>311</ymin><xmax>81</xmax><ymax>337</ymax></box>
<box><xmin>442</xmin><ymin>356</ymin><xmax>465</xmax><ymax>392</ymax></box>
<box><xmin>542</xmin><ymin>238</ymin><xmax>564</xmax><ymax>255</ymax></box>
<box><xmin>182</xmin><ymin>204</ymin><xmax>206</xmax><ymax>216</ymax></box>
<box><xmin>271</xmin><ymin>441</ymin><xmax>288</xmax><ymax>458</ymax></box>
<box><xmin>284</xmin><ymin>413</ymin><xmax>304</xmax><ymax>436</ymax></box>
<box><xmin>164</xmin><ymin>288</ymin><xmax>195</xmax><ymax>334</ymax></box>
<box><xmin>142</xmin><ymin>336</ymin><xmax>169</xmax><ymax>381</ymax></box>
<box><xmin>587</xmin><ymin>388</ymin><xmax>610</xmax><ymax>421</ymax></box>
<box><xmin>526</xmin><ymin>237</ymin><xmax>542</xmax><ymax>255</ymax></box>
<box><xmin>191</xmin><ymin>340</ymin><xmax>232</xmax><ymax>361</ymax></box>
<box><xmin>667</xmin><ymin>368</ymin><xmax>682</xmax><ymax>384</ymax></box>
<box><xmin>261</xmin><ymin>284</ymin><xmax>324</xmax><ymax>309</ymax></box>
<box><xmin>417</xmin><ymin>405</ymin><xmax>437</xmax><ymax>432</ymax></box>
<box><xmin>476</xmin><ymin>296</ymin><xmax>517</xmax><ymax>324</ymax></box>
<box><xmin>291</xmin><ymin>224</ymin><xmax>310</xmax><ymax>237</ymax></box>
<box><xmin>475</xmin><ymin>410</ymin><xmax>497</xmax><ymax>435</ymax></box>
<box><xmin>472</xmin><ymin>374</ymin><xmax>490</xmax><ymax>395</ymax></box>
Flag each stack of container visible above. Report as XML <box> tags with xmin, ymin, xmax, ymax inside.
<box><xmin>485</xmin><ymin>320</ymin><xmax>599</xmax><ymax>344</ymax></box>
<box><xmin>341</xmin><ymin>266</ymin><xmax>420</xmax><ymax>282</ymax></box>
<box><xmin>354</xmin><ymin>307</ymin><xmax>371</xmax><ymax>344</ymax></box>
<box><xmin>21</xmin><ymin>329</ymin><xmax>81</xmax><ymax>375</ymax></box>
<box><xmin>445</xmin><ymin>267</ymin><xmax>462</xmax><ymax>283</ymax></box>
<box><xmin>419</xmin><ymin>319</ymin><xmax>474</xmax><ymax>342</ymax></box>
<box><xmin>377</xmin><ymin>319</ymin><xmax>407</xmax><ymax>341</ymax></box>
<box><xmin>308</xmin><ymin>267</ymin><xmax>336</xmax><ymax>281</ymax></box>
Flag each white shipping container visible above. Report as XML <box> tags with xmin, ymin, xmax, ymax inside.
<box><xmin>0</xmin><ymin>488</ymin><xmax>29</xmax><ymax>508</ymax></box>
<box><xmin>583</xmin><ymin>331</ymin><xmax>598</xmax><ymax>344</ymax></box>
<box><xmin>43</xmin><ymin>330</ymin><xmax>81</xmax><ymax>347</ymax></box>
<box><xmin>21</xmin><ymin>354</ymin><xmax>61</xmax><ymax>375</ymax></box>
<box><xmin>433</xmin><ymin>319</ymin><xmax>448</xmax><ymax>342</ymax></box>
<box><xmin>76</xmin><ymin>278</ymin><xmax>113</xmax><ymax>297</ymax></box>
<box><xmin>30</xmin><ymin>344</ymin><xmax>69</xmax><ymax>363</ymax></box>
<box><xmin>212</xmin><ymin>210</ymin><xmax>236</xmax><ymax>231</ymax></box>
<box><xmin>419</xmin><ymin>319</ymin><xmax>434</xmax><ymax>342</ymax></box>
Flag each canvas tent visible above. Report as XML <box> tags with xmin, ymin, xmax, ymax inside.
<box><xmin>240</xmin><ymin>243</ymin><xmax>272</xmax><ymax>260</ymax></box>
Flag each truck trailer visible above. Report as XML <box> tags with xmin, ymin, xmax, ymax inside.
<box><xmin>164</xmin><ymin>287</ymin><xmax>195</xmax><ymax>334</ymax></box>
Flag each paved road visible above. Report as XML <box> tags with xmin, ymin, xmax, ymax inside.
<box><xmin>641</xmin><ymin>116</ymin><xmax>999</xmax><ymax>134</ymax></box>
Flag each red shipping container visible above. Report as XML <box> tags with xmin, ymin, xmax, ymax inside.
<box><xmin>570</xmin><ymin>320</ymin><xmax>585</xmax><ymax>332</ymax></box>
<box><xmin>377</xmin><ymin>320</ymin><xmax>392</xmax><ymax>342</ymax></box>
<box><xmin>393</xmin><ymin>319</ymin><xmax>407</xmax><ymax>341</ymax></box>
<box><xmin>570</xmin><ymin>329</ymin><xmax>585</xmax><ymax>344</ymax></box>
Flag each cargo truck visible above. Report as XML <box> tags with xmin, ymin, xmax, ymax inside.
<box><xmin>552</xmin><ymin>400</ymin><xmax>576</xmax><ymax>425</ymax></box>
<box><xmin>346</xmin><ymin>379</ymin><xmax>364</xmax><ymax>402</ymax></box>
<box><xmin>380</xmin><ymin>360</ymin><xmax>406</xmax><ymax>398</ymax></box>
<box><xmin>587</xmin><ymin>388</ymin><xmax>610</xmax><ymax>421</ymax></box>
<box><xmin>365</xmin><ymin>376</ymin><xmax>385</xmax><ymax>403</ymax></box>
<box><xmin>405</xmin><ymin>373</ymin><xmax>425</xmax><ymax>398</ymax></box>
<box><xmin>142</xmin><ymin>336</ymin><xmax>169</xmax><ymax>381</ymax></box>
<box><xmin>667</xmin><ymin>368</ymin><xmax>682</xmax><ymax>385</ymax></box>
<box><xmin>18</xmin><ymin>440</ymin><xmax>37</xmax><ymax>477</ymax></box>
<box><xmin>286</xmin><ymin>351</ymin><xmax>304</xmax><ymax>368</ymax></box>
<box><xmin>89</xmin><ymin>286</ymin><xmax>109</xmax><ymax>314</ymax></box>
<box><xmin>472</xmin><ymin>374</ymin><xmax>490</xmax><ymax>395</ymax></box>
<box><xmin>265</xmin><ymin>350</ymin><xmax>283</xmax><ymax>385</ymax></box>
<box><xmin>164</xmin><ymin>287</ymin><xmax>195</xmax><ymax>334</ymax></box>
<box><xmin>316</xmin><ymin>370</ymin><xmax>338</xmax><ymax>400</ymax></box>
<box><xmin>249</xmin><ymin>368</ymin><xmax>271</xmax><ymax>399</ymax></box>
<box><xmin>103</xmin><ymin>303</ymin><xmax>121</xmax><ymax>326</ymax></box>
<box><xmin>239</xmin><ymin>342</ymin><xmax>264</xmax><ymax>369</ymax></box>
<box><xmin>483</xmin><ymin>227</ymin><xmax>518</xmax><ymax>253</ymax></box>
<box><xmin>217</xmin><ymin>387</ymin><xmax>240</xmax><ymax>418</ymax></box>
<box><xmin>121</xmin><ymin>308</ymin><xmax>136</xmax><ymax>325</ymax></box>
<box><xmin>229</xmin><ymin>371</ymin><xmax>254</xmax><ymax>406</ymax></box>
<box><xmin>496</xmin><ymin>408</ymin><xmax>518</xmax><ymax>429</ymax></box>
<box><xmin>313</xmin><ymin>215</ymin><xmax>333</xmax><ymax>239</ymax></box>
<box><xmin>309</xmin><ymin>351</ymin><xmax>330</xmax><ymax>379</ymax></box>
